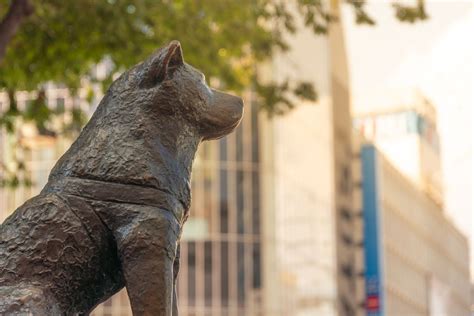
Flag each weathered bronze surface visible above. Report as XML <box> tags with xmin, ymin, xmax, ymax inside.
<box><xmin>0</xmin><ymin>41</ymin><xmax>244</xmax><ymax>315</ymax></box>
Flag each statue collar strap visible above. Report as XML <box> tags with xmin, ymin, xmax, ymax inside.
<box><xmin>42</xmin><ymin>176</ymin><xmax>187</xmax><ymax>225</ymax></box>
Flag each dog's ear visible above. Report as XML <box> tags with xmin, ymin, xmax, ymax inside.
<box><xmin>140</xmin><ymin>40</ymin><xmax>184</xmax><ymax>88</ymax></box>
<box><xmin>162</xmin><ymin>40</ymin><xmax>184</xmax><ymax>77</ymax></box>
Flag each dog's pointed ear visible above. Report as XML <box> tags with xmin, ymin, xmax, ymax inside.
<box><xmin>163</xmin><ymin>40</ymin><xmax>184</xmax><ymax>75</ymax></box>
<box><xmin>140</xmin><ymin>41</ymin><xmax>184</xmax><ymax>88</ymax></box>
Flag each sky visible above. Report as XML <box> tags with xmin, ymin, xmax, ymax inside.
<box><xmin>341</xmin><ymin>0</ymin><xmax>473</xmax><ymax>277</ymax></box>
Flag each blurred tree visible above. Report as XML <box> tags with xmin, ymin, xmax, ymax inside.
<box><xmin>0</xmin><ymin>0</ymin><xmax>33</xmax><ymax>63</ymax></box>
<box><xmin>0</xmin><ymin>0</ymin><xmax>427</xmax><ymax>185</ymax></box>
<box><xmin>0</xmin><ymin>0</ymin><xmax>428</xmax><ymax>113</ymax></box>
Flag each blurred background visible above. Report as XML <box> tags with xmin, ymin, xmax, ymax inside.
<box><xmin>0</xmin><ymin>0</ymin><xmax>472</xmax><ymax>315</ymax></box>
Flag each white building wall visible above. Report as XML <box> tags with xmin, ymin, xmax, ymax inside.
<box><xmin>378</xmin><ymin>151</ymin><xmax>470</xmax><ymax>316</ymax></box>
<box><xmin>263</xmin><ymin>1</ymin><xmax>353</xmax><ymax>315</ymax></box>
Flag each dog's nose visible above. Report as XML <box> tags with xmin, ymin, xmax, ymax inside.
<box><xmin>235</xmin><ymin>96</ymin><xmax>244</xmax><ymax>108</ymax></box>
<box><xmin>229</xmin><ymin>95</ymin><xmax>244</xmax><ymax>110</ymax></box>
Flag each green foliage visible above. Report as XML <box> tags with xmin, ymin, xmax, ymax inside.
<box><xmin>393</xmin><ymin>0</ymin><xmax>428</xmax><ymax>24</ymax></box>
<box><xmin>256</xmin><ymin>79</ymin><xmax>318</xmax><ymax>116</ymax></box>
<box><xmin>0</xmin><ymin>0</ymin><xmax>428</xmax><ymax>186</ymax></box>
<box><xmin>0</xmin><ymin>0</ymin><xmax>295</xmax><ymax>112</ymax></box>
<box><xmin>0</xmin><ymin>140</ymin><xmax>31</xmax><ymax>188</ymax></box>
<box><xmin>0</xmin><ymin>0</ymin><xmax>429</xmax><ymax>117</ymax></box>
<box><xmin>296</xmin><ymin>0</ymin><xmax>337</xmax><ymax>34</ymax></box>
<box><xmin>23</xmin><ymin>89</ymin><xmax>51</xmax><ymax>132</ymax></box>
<box><xmin>345</xmin><ymin>0</ymin><xmax>376</xmax><ymax>25</ymax></box>
<box><xmin>0</xmin><ymin>90</ymin><xmax>19</xmax><ymax>133</ymax></box>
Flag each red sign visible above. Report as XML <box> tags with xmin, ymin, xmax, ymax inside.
<box><xmin>366</xmin><ymin>295</ymin><xmax>380</xmax><ymax>311</ymax></box>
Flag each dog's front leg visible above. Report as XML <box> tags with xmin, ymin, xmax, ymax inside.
<box><xmin>172</xmin><ymin>243</ymin><xmax>180</xmax><ymax>316</ymax></box>
<box><xmin>116</xmin><ymin>213</ymin><xmax>179</xmax><ymax>316</ymax></box>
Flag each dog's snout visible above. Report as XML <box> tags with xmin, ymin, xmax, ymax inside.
<box><xmin>235</xmin><ymin>96</ymin><xmax>244</xmax><ymax>108</ymax></box>
<box><xmin>211</xmin><ymin>89</ymin><xmax>243</xmax><ymax>109</ymax></box>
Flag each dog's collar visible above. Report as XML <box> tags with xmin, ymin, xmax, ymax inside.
<box><xmin>42</xmin><ymin>176</ymin><xmax>187</xmax><ymax>225</ymax></box>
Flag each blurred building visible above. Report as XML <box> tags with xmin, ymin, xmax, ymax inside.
<box><xmin>0</xmin><ymin>87</ymin><xmax>77</xmax><ymax>221</ymax></box>
<box><xmin>471</xmin><ymin>283</ymin><xmax>474</xmax><ymax>315</ymax></box>
<box><xmin>173</xmin><ymin>95</ymin><xmax>263</xmax><ymax>316</ymax></box>
<box><xmin>352</xmin><ymin>94</ymin><xmax>470</xmax><ymax>315</ymax></box>
<box><xmin>355</xmin><ymin>143</ymin><xmax>470</xmax><ymax>315</ymax></box>
<box><xmin>259</xmin><ymin>1</ymin><xmax>364</xmax><ymax>315</ymax></box>
<box><xmin>353</xmin><ymin>95</ymin><xmax>443</xmax><ymax>205</ymax></box>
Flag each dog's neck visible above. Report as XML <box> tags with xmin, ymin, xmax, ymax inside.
<box><xmin>148</xmin><ymin>116</ymin><xmax>201</xmax><ymax>175</ymax></box>
<box><xmin>48</xmin><ymin>101</ymin><xmax>201</xmax><ymax>204</ymax></box>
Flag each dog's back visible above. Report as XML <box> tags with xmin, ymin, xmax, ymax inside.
<box><xmin>0</xmin><ymin>193</ymin><xmax>123</xmax><ymax>314</ymax></box>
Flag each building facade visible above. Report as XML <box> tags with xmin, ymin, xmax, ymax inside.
<box><xmin>352</xmin><ymin>93</ymin><xmax>470</xmax><ymax>315</ymax></box>
<box><xmin>0</xmin><ymin>86</ymin><xmax>79</xmax><ymax>222</ymax></box>
<box><xmin>358</xmin><ymin>143</ymin><xmax>470</xmax><ymax>315</ymax></box>
<box><xmin>262</xmin><ymin>1</ymin><xmax>364</xmax><ymax>315</ymax></box>
<box><xmin>353</xmin><ymin>96</ymin><xmax>443</xmax><ymax>205</ymax></box>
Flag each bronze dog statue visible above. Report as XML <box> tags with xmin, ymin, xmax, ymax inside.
<box><xmin>0</xmin><ymin>41</ymin><xmax>243</xmax><ymax>315</ymax></box>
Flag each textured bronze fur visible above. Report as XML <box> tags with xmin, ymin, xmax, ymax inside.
<box><xmin>0</xmin><ymin>41</ymin><xmax>244</xmax><ymax>315</ymax></box>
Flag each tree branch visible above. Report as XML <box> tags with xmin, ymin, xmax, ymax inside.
<box><xmin>0</xmin><ymin>0</ymin><xmax>34</xmax><ymax>65</ymax></box>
